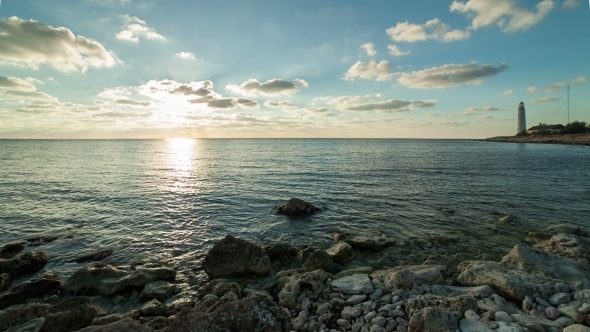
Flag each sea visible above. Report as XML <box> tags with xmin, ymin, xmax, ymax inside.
<box><xmin>1</xmin><ymin>139</ymin><xmax>589</xmax><ymax>283</ymax></box>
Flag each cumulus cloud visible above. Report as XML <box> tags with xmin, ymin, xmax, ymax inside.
<box><xmin>114</xmin><ymin>98</ymin><xmax>152</xmax><ymax>107</ymax></box>
<box><xmin>25</xmin><ymin>77</ymin><xmax>44</xmax><ymax>85</ymax></box>
<box><xmin>466</xmin><ymin>107</ymin><xmax>502</xmax><ymax>112</ymax></box>
<box><xmin>1</xmin><ymin>90</ymin><xmax>59</xmax><ymax>102</ymax></box>
<box><xmin>0</xmin><ymin>76</ymin><xmax>37</xmax><ymax>91</ymax></box>
<box><xmin>0</xmin><ymin>17</ymin><xmax>120</xmax><ymax>72</ymax></box>
<box><xmin>500</xmin><ymin>89</ymin><xmax>514</xmax><ymax>96</ymax></box>
<box><xmin>175</xmin><ymin>52</ymin><xmax>195</xmax><ymax>60</ymax></box>
<box><xmin>264</xmin><ymin>100</ymin><xmax>295</xmax><ymax>108</ymax></box>
<box><xmin>226</xmin><ymin>78</ymin><xmax>308</xmax><ymax>96</ymax></box>
<box><xmin>543</xmin><ymin>76</ymin><xmax>586</xmax><ymax>93</ymax></box>
<box><xmin>530</xmin><ymin>97</ymin><xmax>559</xmax><ymax>103</ymax></box>
<box><xmin>563</xmin><ymin>0</ymin><xmax>581</xmax><ymax>9</ymax></box>
<box><xmin>388</xmin><ymin>45</ymin><xmax>410</xmax><ymax>57</ymax></box>
<box><xmin>359</xmin><ymin>43</ymin><xmax>377</xmax><ymax>56</ymax></box>
<box><xmin>345</xmin><ymin>99</ymin><xmax>437</xmax><ymax>113</ymax></box>
<box><xmin>344</xmin><ymin>61</ymin><xmax>395</xmax><ymax>81</ymax></box>
<box><xmin>116</xmin><ymin>15</ymin><xmax>165</xmax><ymax>43</ymax></box>
<box><xmin>527</xmin><ymin>86</ymin><xmax>538</xmax><ymax>93</ymax></box>
<box><xmin>397</xmin><ymin>62</ymin><xmax>508</xmax><ymax>89</ymax></box>
<box><xmin>386</xmin><ymin>18</ymin><xmax>471</xmax><ymax>42</ymax></box>
<box><xmin>450</xmin><ymin>0</ymin><xmax>555</xmax><ymax>33</ymax></box>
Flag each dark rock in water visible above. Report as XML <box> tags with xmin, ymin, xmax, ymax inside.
<box><xmin>0</xmin><ymin>274</ymin><xmax>61</xmax><ymax>310</ymax></box>
<box><xmin>167</xmin><ymin>295</ymin><xmax>291</xmax><ymax>332</ymax></box>
<box><xmin>0</xmin><ymin>242</ymin><xmax>25</xmax><ymax>259</ymax></box>
<box><xmin>202</xmin><ymin>235</ymin><xmax>270</xmax><ymax>279</ymax></box>
<box><xmin>75</xmin><ymin>249</ymin><xmax>114</xmax><ymax>263</ymax></box>
<box><xmin>75</xmin><ymin>318</ymin><xmax>151</xmax><ymax>332</ymax></box>
<box><xmin>140</xmin><ymin>280</ymin><xmax>177</xmax><ymax>301</ymax></box>
<box><xmin>296</xmin><ymin>248</ymin><xmax>333</xmax><ymax>271</ymax></box>
<box><xmin>62</xmin><ymin>263</ymin><xmax>176</xmax><ymax>297</ymax></box>
<box><xmin>265</xmin><ymin>242</ymin><xmax>299</xmax><ymax>263</ymax></box>
<box><xmin>0</xmin><ymin>252</ymin><xmax>48</xmax><ymax>276</ymax></box>
<box><xmin>0</xmin><ymin>273</ymin><xmax>11</xmax><ymax>292</ymax></box>
<box><xmin>277</xmin><ymin>198</ymin><xmax>320</xmax><ymax>216</ymax></box>
<box><xmin>26</xmin><ymin>236</ymin><xmax>59</xmax><ymax>246</ymax></box>
<box><xmin>334</xmin><ymin>233</ymin><xmax>392</xmax><ymax>251</ymax></box>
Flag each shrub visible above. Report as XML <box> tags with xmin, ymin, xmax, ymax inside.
<box><xmin>563</xmin><ymin>121</ymin><xmax>587</xmax><ymax>134</ymax></box>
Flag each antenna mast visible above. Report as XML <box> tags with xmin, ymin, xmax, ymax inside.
<box><xmin>567</xmin><ymin>85</ymin><xmax>570</xmax><ymax>124</ymax></box>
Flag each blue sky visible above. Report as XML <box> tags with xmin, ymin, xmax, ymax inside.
<box><xmin>0</xmin><ymin>0</ymin><xmax>588</xmax><ymax>138</ymax></box>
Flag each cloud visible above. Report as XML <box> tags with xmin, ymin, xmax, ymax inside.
<box><xmin>345</xmin><ymin>99</ymin><xmax>437</xmax><ymax>113</ymax></box>
<box><xmin>359</xmin><ymin>43</ymin><xmax>377</xmax><ymax>56</ymax></box>
<box><xmin>543</xmin><ymin>76</ymin><xmax>586</xmax><ymax>93</ymax></box>
<box><xmin>0</xmin><ymin>76</ymin><xmax>37</xmax><ymax>91</ymax></box>
<box><xmin>1</xmin><ymin>90</ymin><xmax>59</xmax><ymax>102</ymax></box>
<box><xmin>116</xmin><ymin>15</ymin><xmax>165</xmax><ymax>43</ymax></box>
<box><xmin>264</xmin><ymin>100</ymin><xmax>295</xmax><ymax>108</ymax></box>
<box><xmin>466</xmin><ymin>107</ymin><xmax>502</xmax><ymax>112</ymax></box>
<box><xmin>527</xmin><ymin>86</ymin><xmax>538</xmax><ymax>93</ymax></box>
<box><xmin>114</xmin><ymin>98</ymin><xmax>152</xmax><ymax>107</ymax></box>
<box><xmin>25</xmin><ymin>77</ymin><xmax>44</xmax><ymax>85</ymax></box>
<box><xmin>175</xmin><ymin>52</ymin><xmax>195</xmax><ymax>60</ymax></box>
<box><xmin>450</xmin><ymin>0</ymin><xmax>555</xmax><ymax>33</ymax></box>
<box><xmin>87</xmin><ymin>0</ymin><xmax>131</xmax><ymax>7</ymax></box>
<box><xmin>226</xmin><ymin>78</ymin><xmax>308</xmax><ymax>96</ymax></box>
<box><xmin>562</xmin><ymin>0</ymin><xmax>581</xmax><ymax>8</ymax></box>
<box><xmin>388</xmin><ymin>45</ymin><xmax>410</xmax><ymax>57</ymax></box>
<box><xmin>530</xmin><ymin>97</ymin><xmax>559</xmax><ymax>103</ymax></box>
<box><xmin>500</xmin><ymin>89</ymin><xmax>514</xmax><ymax>96</ymax></box>
<box><xmin>550</xmin><ymin>108</ymin><xmax>562</xmax><ymax>114</ymax></box>
<box><xmin>344</xmin><ymin>61</ymin><xmax>395</xmax><ymax>81</ymax></box>
<box><xmin>94</xmin><ymin>111</ymin><xmax>153</xmax><ymax>118</ymax></box>
<box><xmin>397</xmin><ymin>62</ymin><xmax>508</xmax><ymax>89</ymax></box>
<box><xmin>386</xmin><ymin>18</ymin><xmax>471</xmax><ymax>42</ymax></box>
<box><xmin>0</xmin><ymin>17</ymin><xmax>120</xmax><ymax>72</ymax></box>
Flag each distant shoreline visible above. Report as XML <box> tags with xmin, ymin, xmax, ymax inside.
<box><xmin>484</xmin><ymin>133</ymin><xmax>590</xmax><ymax>146</ymax></box>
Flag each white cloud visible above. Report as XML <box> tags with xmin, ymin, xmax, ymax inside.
<box><xmin>0</xmin><ymin>76</ymin><xmax>37</xmax><ymax>91</ymax></box>
<box><xmin>175</xmin><ymin>52</ymin><xmax>195</xmax><ymax>60</ymax></box>
<box><xmin>344</xmin><ymin>61</ymin><xmax>395</xmax><ymax>81</ymax></box>
<box><xmin>530</xmin><ymin>97</ymin><xmax>559</xmax><ymax>103</ymax></box>
<box><xmin>114</xmin><ymin>98</ymin><xmax>152</xmax><ymax>107</ymax></box>
<box><xmin>88</xmin><ymin>0</ymin><xmax>131</xmax><ymax>7</ymax></box>
<box><xmin>226</xmin><ymin>78</ymin><xmax>308</xmax><ymax>96</ymax></box>
<box><xmin>543</xmin><ymin>76</ymin><xmax>586</xmax><ymax>93</ymax></box>
<box><xmin>500</xmin><ymin>89</ymin><xmax>514</xmax><ymax>96</ymax></box>
<box><xmin>0</xmin><ymin>17</ymin><xmax>120</xmax><ymax>72</ymax></box>
<box><xmin>397</xmin><ymin>62</ymin><xmax>508</xmax><ymax>89</ymax></box>
<box><xmin>388</xmin><ymin>45</ymin><xmax>410</xmax><ymax>57</ymax></box>
<box><xmin>25</xmin><ymin>77</ymin><xmax>44</xmax><ymax>85</ymax></box>
<box><xmin>466</xmin><ymin>107</ymin><xmax>502</xmax><ymax>112</ymax></box>
<box><xmin>264</xmin><ymin>100</ymin><xmax>295</xmax><ymax>108</ymax></box>
<box><xmin>386</xmin><ymin>18</ymin><xmax>471</xmax><ymax>43</ymax></box>
<box><xmin>359</xmin><ymin>43</ymin><xmax>377</xmax><ymax>56</ymax></box>
<box><xmin>450</xmin><ymin>0</ymin><xmax>555</xmax><ymax>33</ymax></box>
<box><xmin>563</xmin><ymin>0</ymin><xmax>581</xmax><ymax>9</ymax></box>
<box><xmin>526</xmin><ymin>86</ymin><xmax>538</xmax><ymax>93</ymax></box>
<box><xmin>1</xmin><ymin>90</ymin><xmax>59</xmax><ymax>102</ymax></box>
<box><xmin>116</xmin><ymin>15</ymin><xmax>165</xmax><ymax>43</ymax></box>
<box><xmin>314</xmin><ymin>94</ymin><xmax>435</xmax><ymax>113</ymax></box>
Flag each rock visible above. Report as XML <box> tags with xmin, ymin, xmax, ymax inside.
<box><xmin>494</xmin><ymin>311</ymin><xmax>514</xmax><ymax>323</ymax></box>
<box><xmin>140</xmin><ymin>281</ymin><xmax>176</xmax><ymax>301</ymax></box>
<box><xmin>430</xmin><ymin>285</ymin><xmax>494</xmax><ymax>297</ymax></box>
<box><xmin>370</xmin><ymin>288</ymin><xmax>383</xmax><ymax>301</ymax></box>
<box><xmin>331</xmin><ymin>274</ymin><xmax>374</xmax><ymax>295</ymax></box>
<box><xmin>546</xmin><ymin>306</ymin><xmax>560</xmax><ymax>320</ymax></box>
<box><xmin>296</xmin><ymin>248</ymin><xmax>333</xmax><ymax>271</ymax></box>
<box><xmin>146</xmin><ymin>316</ymin><xmax>168</xmax><ymax>330</ymax></box>
<box><xmin>92</xmin><ymin>313</ymin><xmax>135</xmax><ymax>326</ymax></box>
<box><xmin>316</xmin><ymin>302</ymin><xmax>331</xmax><ymax>316</ymax></box>
<box><xmin>0</xmin><ymin>273</ymin><xmax>11</xmax><ymax>292</ymax></box>
<box><xmin>140</xmin><ymin>299</ymin><xmax>166</xmax><ymax>316</ymax></box>
<box><xmin>264</xmin><ymin>243</ymin><xmax>299</xmax><ymax>263</ymax></box>
<box><xmin>495</xmin><ymin>322</ymin><xmax>526</xmax><ymax>332</ymax></box>
<box><xmin>74</xmin><ymin>249</ymin><xmax>113</xmax><ymax>263</ymax></box>
<box><xmin>510</xmin><ymin>314</ymin><xmax>563</xmax><ymax>329</ymax></box>
<box><xmin>76</xmin><ymin>318</ymin><xmax>152</xmax><ymax>332</ymax></box>
<box><xmin>405</xmin><ymin>294</ymin><xmax>479</xmax><ymax>318</ymax></box>
<box><xmin>6</xmin><ymin>317</ymin><xmax>45</xmax><ymax>332</ymax></box>
<box><xmin>457</xmin><ymin>244</ymin><xmax>590</xmax><ymax>301</ymax></box>
<box><xmin>326</xmin><ymin>242</ymin><xmax>354</xmax><ymax>263</ymax></box>
<box><xmin>278</xmin><ymin>269</ymin><xmax>329</xmax><ymax>309</ymax></box>
<box><xmin>371</xmin><ymin>265</ymin><xmax>446</xmax><ymax>290</ymax></box>
<box><xmin>292</xmin><ymin>310</ymin><xmax>308</xmax><ymax>330</ymax></box>
<box><xmin>0</xmin><ymin>243</ymin><xmax>25</xmax><ymax>259</ymax></box>
<box><xmin>202</xmin><ymin>235</ymin><xmax>270</xmax><ymax>279</ymax></box>
<box><xmin>556</xmin><ymin>316</ymin><xmax>576</xmax><ymax>327</ymax></box>
<box><xmin>550</xmin><ymin>292</ymin><xmax>572</xmax><ymax>306</ymax></box>
<box><xmin>578</xmin><ymin>303</ymin><xmax>590</xmax><ymax>315</ymax></box>
<box><xmin>464</xmin><ymin>310</ymin><xmax>479</xmax><ymax>320</ymax></box>
<box><xmin>459</xmin><ymin>319</ymin><xmax>494</xmax><ymax>332</ymax></box>
<box><xmin>535</xmin><ymin>233</ymin><xmax>590</xmax><ymax>261</ymax></box>
<box><xmin>0</xmin><ymin>275</ymin><xmax>61</xmax><ymax>310</ymax></box>
<box><xmin>546</xmin><ymin>224</ymin><xmax>590</xmax><ymax>237</ymax></box>
<box><xmin>0</xmin><ymin>252</ymin><xmax>48</xmax><ymax>276</ymax></box>
<box><xmin>165</xmin><ymin>298</ymin><xmax>195</xmax><ymax>316</ymax></box>
<box><xmin>371</xmin><ymin>316</ymin><xmax>387</xmax><ymax>327</ymax></box>
<box><xmin>408</xmin><ymin>307</ymin><xmax>458</xmax><ymax>332</ymax></box>
<box><xmin>341</xmin><ymin>306</ymin><xmax>363</xmax><ymax>320</ymax></box>
<box><xmin>523</xmin><ymin>296</ymin><xmax>533</xmax><ymax>311</ymax></box>
<box><xmin>335</xmin><ymin>234</ymin><xmax>392</xmax><ymax>251</ymax></box>
<box><xmin>195</xmin><ymin>278</ymin><xmax>241</xmax><ymax>299</ymax></box>
<box><xmin>277</xmin><ymin>198</ymin><xmax>320</xmax><ymax>216</ymax></box>
<box><xmin>336</xmin><ymin>267</ymin><xmax>375</xmax><ymax>278</ymax></box>
<box><xmin>325</xmin><ymin>262</ymin><xmax>342</xmax><ymax>274</ymax></box>
<box><xmin>167</xmin><ymin>295</ymin><xmax>291</xmax><ymax>331</ymax></box>
<box><xmin>498</xmin><ymin>215</ymin><xmax>518</xmax><ymax>223</ymax></box>
<box><xmin>564</xmin><ymin>324</ymin><xmax>590</xmax><ymax>332</ymax></box>
<box><xmin>558</xmin><ymin>301</ymin><xmax>584</xmax><ymax>322</ymax></box>
<box><xmin>347</xmin><ymin>294</ymin><xmax>368</xmax><ymax>305</ymax></box>
<box><xmin>62</xmin><ymin>263</ymin><xmax>176</xmax><ymax>296</ymax></box>
<box><xmin>477</xmin><ymin>295</ymin><xmax>516</xmax><ymax>314</ymax></box>
<box><xmin>573</xmin><ymin>289</ymin><xmax>590</xmax><ymax>302</ymax></box>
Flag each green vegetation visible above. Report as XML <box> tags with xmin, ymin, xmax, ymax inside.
<box><xmin>563</xmin><ymin>121</ymin><xmax>588</xmax><ymax>134</ymax></box>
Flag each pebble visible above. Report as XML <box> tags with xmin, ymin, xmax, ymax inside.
<box><xmin>389</xmin><ymin>310</ymin><xmax>405</xmax><ymax>318</ymax></box>
<box><xmin>352</xmin><ymin>323</ymin><xmax>363</xmax><ymax>332</ymax></box>
<box><xmin>523</xmin><ymin>296</ymin><xmax>533</xmax><ymax>312</ymax></box>
<box><xmin>385</xmin><ymin>319</ymin><xmax>397</xmax><ymax>331</ymax></box>
<box><xmin>397</xmin><ymin>326</ymin><xmax>407</xmax><ymax>332</ymax></box>
<box><xmin>578</xmin><ymin>303</ymin><xmax>590</xmax><ymax>315</ymax></box>
<box><xmin>494</xmin><ymin>311</ymin><xmax>514</xmax><ymax>323</ymax></box>
<box><xmin>464</xmin><ymin>310</ymin><xmax>479</xmax><ymax>320</ymax></box>
<box><xmin>330</xmin><ymin>298</ymin><xmax>345</xmax><ymax>305</ymax></box>
<box><xmin>370</xmin><ymin>325</ymin><xmax>384</xmax><ymax>332</ymax></box>
<box><xmin>391</xmin><ymin>289</ymin><xmax>407</xmax><ymax>298</ymax></box>
<box><xmin>372</xmin><ymin>279</ymin><xmax>384</xmax><ymax>289</ymax></box>
<box><xmin>550</xmin><ymin>293</ymin><xmax>571</xmax><ymax>306</ymax></box>
<box><xmin>365</xmin><ymin>311</ymin><xmax>377</xmax><ymax>321</ymax></box>
<box><xmin>459</xmin><ymin>319</ymin><xmax>495</xmax><ymax>332</ymax></box>
<box><xmin>546</xmin><ymin>307</ymin><xmax>561</xmax><ymax>320</ymax></box>
<box><xmin>292</xmin><ymin>311</ymin><xmax>308</xmax><ymax>331</ymax></box>
<box><xmin>301</xmin><ymin>298</ymin><xmax>311</xmax><ymax>311</ymax></box>
<box><xmin>317</xmin><ymin>302</ymin><xmax>331</xmax><ymax>316</ymax></box>
<box><xmin>371</xmin><ymin>316</ymin><xmax>387</xmax><ymax>327</ymax></box>
<box><xmin>337</xmin><ymin>319</ymin><xmax>351</xmax><ymax>329</ymax></box>
<box><xmin>535</xmin><ymin>296</ymin><xmax>552</xmax><ymax>308</ymax></box>
<box><xmin>347</xmin><ymin>295</ymin><xmax>368</xmax><ymax>305</ymax></box>
<box><xmin>555</xmin><ymin>316</ymin><xmax>576</xmax><ymax>327</ymax></box>
<box><xmin>370</xmin><ymin>289</ymin><xmax>383</xmax><ymax>301</ymax></box>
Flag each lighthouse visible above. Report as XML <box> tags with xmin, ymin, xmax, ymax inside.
<box><xmin>517</xmin><ymin>102</ymin><xmax>526</xmax><ymax>135</ymax></box>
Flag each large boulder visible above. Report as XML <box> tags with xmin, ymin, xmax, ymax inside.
<box><xmin>326</xmin><ymin>242</ymin><xmax>354</xmax><ymax>263</ymax></box>
<box><xmin>296</xmin><ymin>248</ymin><xmax>333</xmax><ymax>271</ymax></box>
<box><xmin>264</xmin><ymin>243</ymin><xmax>299</xmax><ymax>263</ymax></box>
<box><xmin>0</xmin><ymin>252</ymin><xmax>48</xmax><ymax>276</ymax></box>
<box><xmin>62</xmin><ymin>263</ymin><xmax>176</xmax><ymax>296</ymax></box>
<box><xmin>457</xmin><ymin>244</ymin><xmax>590</xmax><ymax>301</ymax></box>
<box><xmin>167</xmin><ymin>295</ymin><xmax>291</xmax><ymax>332</ymax></box>
<box><xmin>408</xmin><ymin>306</ymin><xmax>459</xmax><ymax>332</ymax></box>
<box><xmin>0</xmin><ymin>275</ymin><xmax>61</xmax><ymax>310</ymax></box>
<box><xmin>202</xmin><ymin>235</ymin><xmax>270</xmax><ymax>279</ymax></box>
<box><xmin>277</xmin><ymin>269</ymin><xmax>329</xmax><ymax>309</ymax></box>
<box><xmin>76</xmin><ymin>318</ymin><xmax>152</xmax><ymax>332</ymax></box>
<box><xmin>405</xmin><ymin>294</ymin><xmax>479</xmax><ymax>318</ymax></box>
<box><xmin>276</xmin><ymin>198</ymin><xmax>320</xmax><ymax>216</ymax></box>
<box><xmin>371</xmin><ymin>265</ymin><xmax>446</xmax><ymax>290</ymax></box>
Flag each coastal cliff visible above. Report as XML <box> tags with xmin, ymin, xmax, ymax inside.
<box><xmin>485</xmin><ymin>133</ymin><xmax>590</xmax><ymax>146</ymax></box>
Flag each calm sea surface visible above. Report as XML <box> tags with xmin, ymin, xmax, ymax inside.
<box><xmin>1</xmin><ymin>139</ymin><xmax>589</xmax><ymax>282</ymax></box>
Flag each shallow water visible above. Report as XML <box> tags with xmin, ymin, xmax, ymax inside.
<box><xmin>1</xmin><ymin>139</ymin><xmax>589</xmax><ymax>282</ymax></box>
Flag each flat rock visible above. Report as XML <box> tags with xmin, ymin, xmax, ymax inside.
<box><xmin>550</xmin><ymin>292</ymin><xmax>572</xmax><ymax>306</ymax></box>
<box><xmin>277</xmin><ymin>198</ymin><xmax>320</xmax><ymax>216</ymax></box>
<box><xmin>331</xmin><ymin>274</ymin><xmax>374</xmax><ymax>295</ymax></box>
<box><xmin>408</xmin><ymin>307</ymin><xmax>458</xmax><ymax>332</ymax></box>
<box><xmin>326</xmin><ymin>241</ymin><xmax>354</xmax><ymax>263</ymax></box>
<box><xmin>459</xmin><ymin>319</ymin><xmax>494</xmax><ymax>332</ymax></box>
<box><xmin>371</xmin><ymin>265</ymin><xmax>446</xmax><ymax>290</ymax></box>
<box><xmin>140</xmin><ymin>280</ymin><xmax>176</xmax><ymax>301</ymax></box>
<box><xmin>76</xmin><ymin>318</ymin><xmax>152</xmax><ymax>332</ymax></box>
<box><xmin>74</xmin><ymin>249</ymin><xmax>113</xmax><ymax>263</ymax></box>
<box><xmin>564</xmin><ymin>325</ymin><xmax>590</xmax><ymax>332</ymax></box>
<box><xmin>6</xmin><ymin>317</ymin><xmax>45</xmax><ymax>332</ymax></box>
<box><xmin>335</xmin><ymin>233</ymin><xmax>392</xmax><ymax>251</ymax></box>
<box><xmin>430</xmin><ymin>285</ymin><xmax>494</xmax><ymax>297</ymax></box>
<box><xmin>0</xmin><ymin>252</ymin><xmax>47</xmax><ymax>276</ymax></box>
<box><xmin>511</xmin><ymin>314</ymin><xmax>562</xmax><ymax>329</ymax></box>
<box><xmin>558</xmin><ymin>301</ymin><xmax>584</xmax><ymax>322</ymax></box>
<box><xmin>0</xmin><ymin>275</ymin><xmax>61</xmax><ymax>310</ymax></box>
<box><xmin>202</xmin><ymin>235</ymin><xmax>270</xmax><ymax>279</ymax></box>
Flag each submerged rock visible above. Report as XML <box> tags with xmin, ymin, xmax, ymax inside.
<box><xmin>202</xmin><ymin>235</ymin><xmax>270</xmax><ymax>279</ymax></box>
<box><xmin>74</xmin><ymin>249</ymin><xmax>114</xmax><ymax>263</ymax></box>
<box><xmin>0</xmin><ymin>243</ymin><xmax>25</xmax><ymax>259</ymax></box>
<box><xmin>0</xmin><ymin>275</ymin><xmax>61</xmax><ymax>310</ymax></box>
<box><xmin>276</xmin><ymin>198</ymin><xmax>320</xmax><ymax>216</ymax></box>
<box><xmin>0</xmin><ymin>252</ymin><xmax>48</xmax><ymax>276</ymax></box>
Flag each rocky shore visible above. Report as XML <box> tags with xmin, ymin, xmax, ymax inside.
<box><xmin>484</xmin><ymin>133</ymin><xmax>590</xmax><ymax>146</ymax></box>
<box><xmin>2</xmin><ymin>218</ymin><xmax>590</xmax><ymax>331</ymax></box>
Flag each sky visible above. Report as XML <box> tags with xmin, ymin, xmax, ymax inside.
<box><xmin>0</xmin><ymin>0</ymin><xmax>588</xmax><ymax>138</ymax></box>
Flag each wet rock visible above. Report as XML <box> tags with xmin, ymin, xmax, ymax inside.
<box><xmin>26</xmin><ymin>236</ymin><xmax>59</xmax><ymax>246</ymax></box>
<box><xmin>195</xmin><ymin>278</ymin><xmax>241</xmax><ymax>299</ymax></box>
<box><xmin>296</xmin><ymin>248</ymin><xmax>333</xmax><ymax>271</ymax></box>
<box><xmin>550</xmin><ymin>292</ymin><xmax>572</xmax><ymax>306</ymax></box>
<box><xmin>335</xmin><ymin>234</ymin><xmax>392</xmax><ymax>251</ymax></box>
<box><xmin>264</xmin><ymin>242</ymin><xmax>299</xmax><ymax>263</ymax></box>
<box><xmin>167</xmin><ymin>295</ymin><xmax>291</xmax><ymax>331</ymax></box>
<box><xmin>164</xmin><ymin>298</ymin><xmax>195</xmax><ymax>316</ymax></box>
<box><xmin>0</xmin><ymin>273</ymin><xmax>11</xmax><ymax>292</ymax></box>
<box><xmin>498</xmin><ymin>215</ymin><xmax>518</xmax><ymax>223</ymax></box>
<box><xmin>277</xmin><ymin>269</ymin><xmax>329</xmax><ymax>309</ymax></box>
<box><xmin>510</xmin><ymin>314</ymin><xmax>563</xmax><ymax>330</ymax></box>
<box><xmin>331</xmin><ymin>274</ymin><xmax>374</xmax><ymax>295</ymax></box>
<box><xmin>564</xmin><ymin>325</ymin><xmax>590</xmax><ymax>332</ymax></box>
<box><xmin>62</xmin><ymin>263</ymin><xmax>176</xmax><ymax>296</ymax></box>
<box><xmin>140</xmin><ymin>281</ymin><xmax>176</xmax><ymax>301</ymax></box>
<box><xmin>277</xmin><ymin>198</ymin><xmax>320</xmax><ymax>216</ymax></box>
<box><xmin>408</xmin><ymin>307</ymin><xmax>458</xmax><ymax>332</ymax></box>
<box><xmin>546</xmin><ymin>224</ymin><xmax>590</xmax><ymax>237</ymax></box>
<box><xmin>535</xmin><ymin>233</ymin><xmax>590</xmax><ymax>260</ymax></box>
<box><xmin>0</xmin><ymin>275</ymin><xmax>61</xmax><ymax>310</ymax></box>
<box><xmin>459</xmin><ymin>319</ymin><xmax>494</xmax><ymax>332</ymax></box>
<box><xmin>76</xmin><ymin>318</ymin><xmax>152</xmax><ymax>332</ymax></box>
<box><xmin>0</xmin><ymin>243</ymin><xmax>25</xmax><ymax>259</ymax></box>
<box><xmin>326</xmin><ymin>241</ymin><xmax>354</xmax><ymax>263</ymax></box>
<box><xmin>6</xmin><ymin>317</ymin><xmax>45</xmax><ymax>332</ymax></box>
<box><xmin>336</xmin><ymin>267</ymin><xmax>374</xmax><ymax>278</ymax></box>
<box><xmin>0</xmin><ymin>252</ymin><xmax>48</xmax><ymax>276</ymax></box>
<box><xmin>371</xmin><ymin>265</ymin><xmax>446</xmax><ymax>290</ymax></box>
<box><xmin>202</xmin><ymin>235</ymin><xmax>270</xmax><ymax>279</ymax></box>
<box><xmin>140</xmin><ymin>299</ymin><xmax>166</xmax><ymax>317</ymax></box>
<box><xmin>74</xmin><ymin>249</ymin><xmax>113</xmax><ymax>263</ymax></box>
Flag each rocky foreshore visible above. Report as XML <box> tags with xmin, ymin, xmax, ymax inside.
<box><xmin>2</xmin><ymin>222</ymin><xmax>590</xmax><ymax>332</ymax></box>
<box><xmin>484</xmin><ymin>133</ymin><xmax>590</xmax><ymax>146</ymax></box>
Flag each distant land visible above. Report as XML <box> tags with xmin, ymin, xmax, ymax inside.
<box><xmin>485</xmin><ymin>133</ymin><xmax>590</xmax><ymax>146</ymax></box>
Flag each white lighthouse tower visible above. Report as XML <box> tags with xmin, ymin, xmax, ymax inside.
<box><xmin>517</xmin><ymin>102</ymin><xmax>526</xmax><ymax>135</ymax></box>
